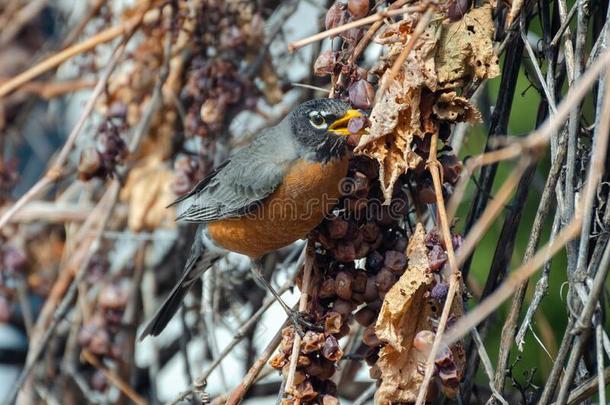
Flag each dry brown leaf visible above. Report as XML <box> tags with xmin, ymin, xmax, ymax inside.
<box><xmin>435</xmin><ymin>4</ymin><xmax>500</xmax><ymax>88</ymax></box>
<box><xmin>374</xmin><ymin>223</ymin><xmax>465</xmax><ymax>404</ymax></box>
<box><xmin>121</xmin><ymin>157</ymin><xmax>176</xmax><ymax>232</ymax></box>
<box><xmin>356</xmin><ymin>83</ymin><xmax>423</xmax><ymax>203</ymax></box>
<box><xmin>357</xmin><ymin>5</ymin><xmax>497</xmax><ymax>202</ymax></box>
<box><xmin>356</xmin><ymin>17</ymin><xmax>441</xmax><ymax>202</ymax></box>
<box><xmin>433</xmin><ymin>91</ymin><xmax>482</xmax><ymax>123</ymax></box>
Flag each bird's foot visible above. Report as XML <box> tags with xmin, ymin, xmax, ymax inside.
<box><xmin>288</xmin><ymin>310</ymin><xmax>323</xmax><ymax>337</ymax></box>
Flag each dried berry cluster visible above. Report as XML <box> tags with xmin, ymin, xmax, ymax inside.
<box><xmin>78</xmin><ymin>117</ymin><xmax>128</xmax><ymax>181</ymax></box>
<box><xmin>270</xmin><ymin>153</ymin><xmax>466</xmax><ymax>402</ymax></box>
<box><xmin>314</xmin><ymin>0</ymin><xmax>375</xmax><ymax>110</ymax></box>
<box><xmin>172</xmin><ymin>155</ymin><xmax>204</xmax><ymax>195</ymax></box>
<box><xmin>77</xmin><ymin>267</ymin><xmax>131</xmax><ymax>391</ymax></box>
<box><xmin>183</xmin><ymin>58</ymin><xmax>257</xmax><ymax>138</ymax></box>
<box><xmin>78</xmin><ymin>259</ymin><xmax>128</xmax><ymax>357</ymax></box>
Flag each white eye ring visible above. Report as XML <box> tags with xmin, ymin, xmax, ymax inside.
<box><xmin>308</xmin><ymin>112</ymin><xmax>327</xmax><ymax>129</ymax></box>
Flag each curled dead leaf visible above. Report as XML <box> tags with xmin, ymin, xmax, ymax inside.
<box><xmin>435</xmin><ymin>4</ymin><xmax>500</xmax><ymax>88</ymax></box>
<box><xmin>355</xmin><ymin>83</ymin><xmax>423</xmax><ymax>203</ymax></box>
<box><xmin>374</xmin><ymin>224</ymin><xmax>465</xmax><ymax>403</ymax></box>
<box><xmin>433</xmin><ymin>91</ymin><xmax>482</xmax><ymax>123</ymax></box>
<box><xmin>121</xmin><ymin>157</ymin><xmax>176</xmax><ymax>232</ymax></box>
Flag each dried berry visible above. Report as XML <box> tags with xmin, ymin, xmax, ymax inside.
<box><xmin>305</xmin><ymin>357</ymin><xmax>336</xmax><ymax>380</ymax></box>
<box><xmin>334</xmin><ymin>241</ymin><xmax>356</xmax><ymax>262</ymax></box>
<box><xmin>322</xmin><ymin>335</ymin><xmax>343</xmax><ymax>361</ymax></box>
<box><xmin>365</xmin><ymin>348</ymin><xmax>379</xmax><ymax>366</ymax></box>
<box><xmin>355</xmin><ymin>306</ymin><xmax>376</xmax><ymax>326</ymax></box>
<box><xmin>322</xmin><ymin>395</ymin><xmax>340</xmax><ymax>405</ymax></box>
<box><xmin>347</xmin><ymin>116</ymin><xmax>367</xmax><ymax>135</ymax></box>
<box><xmin>98</xmin><ymin>282</ymin><xmax>128</xmax><ymax>311</ymax></box>
<box><xmin>376</xmin><ymin>268</ymin><xmax>397</xmax><ymax>293</ymax></box>
<box><xmin>366</xmin><ymin>251</ymin><xmax>384</xmax><ymax>272</ymax></box>
<box><xmin>348</xmin><ymin>80</ymin><xmax>375</xmax><ymax>110</ymax></box>
<box><xmin>325</xmin><ymin>1</ymin><xmax>346</xmax><ymax>31</ymax></box>
<box><xmin>362</xmin><ymin>222</ymin><xmax>379</xmax><ymax>243</ymax></box>
<box><xmin>88</xmin><ymin>328</ymin><xmax>111</xmax><ymax>356</ymax></box>
<box><xmin>314</xmin><ymin>51</ymin><xmax>335</xmax><ymax>76</ymax></box>
<box><xmin>446</xmin><ymin>0</ymin><xmax>471</xmax><ymax>21</ymax></box>
<box><xmin>418</xmin><ymin>184</ymin><xmax>437</xmax><ymax>204</ymax></box>
<box><xmin>370</xmin><ymin>364</ymin><xmax>382</xmax><ymax>379</ymax></box>
<box><xmin>302</xmin><ymin>331</ymin><xmax>325</xmax><ymax>353</ymax></box>
<box><xmin>362</xmin><ymin>324</ymin><xmax>381</xmax><ymax>347</ymax></box>
<box><xmin>363</xmin><ymin>276</ymin><xmax>379</xmax><ymax>302</ymax></box>
<box><xmin>328</xmin><ymin>218</ymin><xmax>349</xmax><ymax>239</ymax></box>
<box><xmin>294</xmin><ymin>380</ymin><xmax>317</xmax><ymax>401</ymax></box>
<box><xmin>78</xmin><ymin>148</ymin><xmax>104</xmax><ymax>181</ymax></box>
<box><xmin>348</xmin><ymin>0</ymin><xmax>369</xmax><ymax>19</ymax></box>
<box><xmin>430</xmin><ymin>282</ymin><xmax>449</xmax><ymax>301</ymax></box>
<box><xmin>324</xmin><ymin>311</ymin><xmax>343</xmax><ymax>334</ymax></box>
<box><xmin>394</xmin><ymin>236</ymin><xmax>408</xmax><ymax>252</ymax></box>
<box><xmin>413</xmin><ymin>330</ymin><xmax>435</xmax><ymax>354</ymax></box>
<box><xmin>320</xmin><ymin>278</ymin><xmax>336</xmax><ymax>299</ymax></box>
<box><xmin>91</xmin><ymin>370</ymin><xmax>108</xmax><ymax>392</ymax></box>
<box><xmin>384</xmin><ymin>250</ymin><xmax>407</xmax><ymax>273</ymax></box>
<box><xmin>352</xmin><ymin>271</ymin><xmax>367</xmax><ymax>293</ymax></box>
<box><xmin>439</xmin><ymin>154</ymin><xmax>463</xmax><ymax>185</ymax></box>
<box><xmin>428</xmin><ymin>244</ymin><xmax>448</xmax><ymax>272</ymax></box>
<box><xmin>269</xmin><ymin>352</ymin><xmax>287</xmax><ymax>369</ymax></box>
<box><xmin>332</xmin><ymin>298</ymin><xmax>354</xmax><ymax>318</ymax></box>
<box><xmin>173</xmin><ymin>156</ymin><xmax>201</xmax><ymax>195</ymax></box>
<box><xmin>335</xmin><ymin>271</ymin><xmax>353</xmax><ymax>300</ymax></box>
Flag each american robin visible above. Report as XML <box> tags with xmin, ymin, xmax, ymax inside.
<box><xmin>140</xmin><ymin>99</ymin><xmax>363</xmax><ymax>339</ymax></box>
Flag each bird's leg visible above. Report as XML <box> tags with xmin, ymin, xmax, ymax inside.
<box><xmin>250</xmin><ymin>259</ymin><xmax>321</xmax><ymax>336</ymax></box>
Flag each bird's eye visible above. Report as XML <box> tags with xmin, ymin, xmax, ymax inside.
<box><xmin>309</xmin><ymin>112</ymin><xmax>327</xmax><ymax>129</ymax></box>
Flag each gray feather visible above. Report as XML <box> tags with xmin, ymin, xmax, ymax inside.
<box><xmin>175</xmin><ymin>120</ymin><xmax>298</xmax><ymax>223</ymax></box>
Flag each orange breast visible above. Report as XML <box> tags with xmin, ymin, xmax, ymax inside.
<box><xmin>207</xmin><ymin>156</ymin><xmax>349</xmax><ymax>258</ymax></box>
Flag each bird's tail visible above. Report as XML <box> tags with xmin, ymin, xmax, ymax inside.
<box><xmin>139</xmin><ymin>228</ymin><xmax>219</xmax><ymax>340</ymax></box>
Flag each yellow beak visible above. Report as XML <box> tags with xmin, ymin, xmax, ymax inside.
<box><xmin>328</xmin><ymin>109</ymin><xmax>363</xmax><ymax>135</ymax></box>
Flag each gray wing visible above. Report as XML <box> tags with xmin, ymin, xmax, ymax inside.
<box><xmin>173</xmin><ymin>126</ymin><xmax>297</xmax><ymax>223</ymax></box>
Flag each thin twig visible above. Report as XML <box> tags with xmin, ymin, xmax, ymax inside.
<box><xmin>443</xmin><ymin>217</ymin><xmax>583</xmax><ymax>346</ymax></box>
<box><xmin>596</xmin><ymin>323</ymin><xmax>607</xmax><ymax>405</ymax></box>
<box><xmin>284</xmin><ymin>246</ymin><xmax>314</xmax><ymax>397</ymax></box>
<box><xmin>0</xmin><ymin>42</ymin><xmax>127</xmax><ymax>230</ymax></box>
<box><xmin>0</xmin><ymin>9</ymin><xmax>148</xmax><ymax>98</ymax></box>
<box><xmin>288</xmin><ymin>5</ymin><xmax>423</xmax><ymax>52</ymax></box>
<box><xmin>550</xmin><ymin>2</ymin><xmax>578</xmax><ymax>47</ymax></box>
<box><xmin>81</xmin><ymin>350</ymin><xmax>147</xmax><ymax>405</ymax></box>
<box><xmin>11</xmin><ymin>182</ymin><xmax>121</xmax><ymax>404</ymax></box>
<box><xmin>552</xmin><ymin>366</ymin><xmax>610</xmax><ymax>405</ymax></box>
<box><xmin>378</xmin><ymin>6</ymin><xmax>434</xmax><ymax>99</ymax></box>
<box><xmin>224</xmin><ymin>321</ymin><xmax>287</xmax><ymax>405</ymax></box>
<box><xmin>352</xmin><ymin>383</ymin><xmax>377</xmax><ymax>405</ymax></box>
<box><xmin>170</xmin><ymin>261</ymin><xmax>301</xmax><ymax>403</ymax></box>
<box><xmin>471</xmin><ymin>329</ymin><xmax>509</xmax><ymax>405</ymax></box>
<box><xmin>415</xmin><ymin>132</ymin><xmax>461</xmax><ymax>405</ymax></box>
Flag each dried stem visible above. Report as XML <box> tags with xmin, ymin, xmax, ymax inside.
<box><xmin>81</xmin><ymin>350</ymin><xmax>147</xmax><ymax>405</ymax></box>
<box><xmin>415</xmin><ymin>132</ymin><xmax>461</xmax><ymax>405</ymax></box>
<box><xmin>284</xmin><ymin>245</ymin><xmax>314</xmax><ymax>397</ymax></box>
<box><xmin>444</xmin><ymin>217</ymin><xmax>583</xmax><ymax>346</ymax></box>
<box><xmin>224</xmin><ymin>321</ymin><xmax>287</xmax><ymax>405</ymax></box>
<box><xmin>0</xmin><ymin>9</ymin><xmax>147</xmax><ymax>98</ymax></box>
<box><xmin>0</xmin><ymin>42</ymin><xmax>127</xmax><ymax>229</ymax></box>
<box><xmin>378</xmin><ymin>5</ymin><xmax>434</xmax><ymax>99</ymax></box>
<box><xmin>288</xmin><ymin>5</ymin><xmax>423</xmax><ymax>52</ymax></box>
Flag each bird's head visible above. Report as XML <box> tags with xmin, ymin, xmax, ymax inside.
<box><xmin>289</xmin><ymin>99</ymin><xmax>364</xmax><ymax>162</ymax></box>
